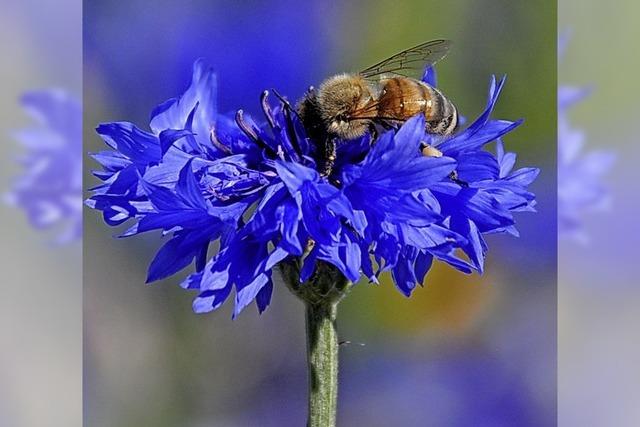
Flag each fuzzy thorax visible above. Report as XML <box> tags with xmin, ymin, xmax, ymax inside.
<box><xmin>304</xmin><ymin>74</ymin><xmax>375</xmax><ymax>140</ymax></box>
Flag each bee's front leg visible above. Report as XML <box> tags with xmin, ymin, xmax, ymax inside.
<box><xmin>368</xmin><ymin>122</ymin><xmax>379</xmax><ymax>142</ymax></box>
<box><xmin>321</xmin><ymin>137</ymin><xmax>337</xmax><ymax>177</ymax></box>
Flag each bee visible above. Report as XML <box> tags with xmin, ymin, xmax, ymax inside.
<box><xmin>298</xmin><ymin>39</ymin><xmax>458</xmax><ymax>176</ymax></box>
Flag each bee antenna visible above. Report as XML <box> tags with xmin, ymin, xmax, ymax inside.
<box><xmin>271</xmin><ymin>89</ymin><xmax>291</xmax><ymax>106</ymax></box>
<box><xmin>271</xmin><ymin>89</ymin><xmax>303</xmax><ymax>120</ymax></box>
<box><xmin>269</xmin><ymin>88</ymin><xmax>305</xmax><ymax>160</ymax></box>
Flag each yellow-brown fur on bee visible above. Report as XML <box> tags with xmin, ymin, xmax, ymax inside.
<box><xmin>298</xmin><ymin>74</ymin><xmax>376</xmax><ymax>141</ymax></box>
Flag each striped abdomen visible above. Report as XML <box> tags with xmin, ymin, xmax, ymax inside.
<box><xmin>377</xmin><ymin>77</ymin><xmax>458</xmax><ymax>135</ymax></box>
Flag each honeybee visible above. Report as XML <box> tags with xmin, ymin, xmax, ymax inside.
<box><xmin>298</xmin><ymin>39</ymin><xmax>458</xmax><ymax>176</ymax></box>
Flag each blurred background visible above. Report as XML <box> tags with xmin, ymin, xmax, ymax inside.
<box><xmin>558</xmin><ymin>1</ymin><xmax>640</xmax><ymax>426</ymax></box>
<box><xmin>84</xmin><ymin>1</ymin><xmax>556</xmax><ymax>426</ymax></box>
<box><xmin>4</xmin><ymin>0</ymin><xmax>638</xmax><ymax>425</ymax></box>
<box><xmin>0</xmin><ymin>0</ymin><xmax>81</xmax><ymax>427</ymax></box>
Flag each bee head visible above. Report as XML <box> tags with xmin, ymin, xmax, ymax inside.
<box><xmin>317</xmin><ymin>74</ymin><xmax>373</xmax><ymax>140</ymax></box>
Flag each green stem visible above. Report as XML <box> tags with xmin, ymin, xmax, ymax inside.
<box><xmin>279</xmin><ymin>260</ymin><xmax>348</xmax><ymax>427</ymax></box>
<box><xmin>305</xmin><ymin>300</ymin><xmax>338</xmax><ymax>427</ymax></box>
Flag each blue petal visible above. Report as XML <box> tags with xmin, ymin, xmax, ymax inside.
<box><xmin>234</xmin><ymin>273</ymin><xmax>271</xmax><ymax>318</ymax></box>
<box><xmin>159</xmin><ymin>128</ymin><xmax>193</xmax><ymax>156</ymax></box>
<box><xmin>437</xmin><ymin>76</ymin><xmax>524</xmax><ymax>157</ymax></box>
<box><xmin>147</xmin><ymin>229</ymin><xmax>213</xmax><ymax>282</ymax></box>
<box><xmin>199</xmin><ymin>256</ymin><xmax>232</xmax><ymax>292</ymax></box>
<box><xmin>175</xmin><ymin>159</ymin><xmax>207</xmax><ymax>209</ymax></box>
<box><xmin>180</xmin><ymin>270</ymin><xmax>203</xmax><ymax>290</ymax></box>
<box><xmin>90</xmin><ymin>151</ymin><xmax>130</xmax><ymax>175</ymax></box>
<box><xmin>279</xmin><ymin>199</ymin><xmax>303</xmax><ymax>255</ymax></box>
<box><xmin>274</xmin><ymin>160</ymin><xmax>319</xmax><ymax>194</ymax></box>
<box><xmin>456</xmin><ymin>151</ymin><xmax>500</xmax><ymax>182</ymax></box>
<box><xmin>96</xmin><ymin>122</ymin><xmax>161</xmax><ymax>167</ymax></box>
<box><xmin>451</xmin><ymin>216</ymin><xmax>486</xmax><ymax>272</ymax></box>
<box><xmin>439</xmin><ymin>119</ymin><xmax>522</xmax><ymax>157</ymax></box>
<box><xmin>193</xmin><ymin>283</ymin><xmax>233</xmax><ymax>314</ymax></box>
<box><xmin>150</xmin><ymin>59</ymin><xmax>218</xmax><ymax>149</ymax></box>
<box><xmin>233</xmin><ymin>246</ymin><xmax>288</xmax><ymax>317</ymax></box>
<box><xmin>422</xmin><ymin>66</ymin><xmax>437</xmax><ymax>87</ymax></box>
<box><xmin>391</xmin><ymin>249</ymin><xmax>419</xmax><ymax>297</ymax></box>
<box><xmin>413</xmin><ymin>251</ymin><xmax>434</xmax><ymax>284</ymax></box>
<box><xmin>255</xmin><ymin>277</ymin><xmax>274</xmax><ymax>314</ymax></box>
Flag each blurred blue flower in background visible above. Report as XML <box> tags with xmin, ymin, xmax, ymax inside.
<box><xmin>88</xmin><ymin>60</ymin><xmax>537</xmax><ymax>316</ymax></box>
<box><xmin>558</xmin><ymin>37</ymin><xmax>614</xmax><ymax>241</ymax></box>
<box><xmin>4</xmin><ymin>90</ymin><xmax>82</xmax><ymax>243</ymax></box>
<box><xmin>558</xmin><ymin>88</ymin><xmax>614</xmax><ymax>240</ymax></box>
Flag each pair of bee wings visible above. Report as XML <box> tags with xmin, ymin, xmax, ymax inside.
<box><xmin>358</xmin><ymin>39</ymin><xmax>451</xmax><ymax>80</ymax></box>
<box><xmin>343</xmin><ymin>39</ymin><xmax>451</xmax><ymax>121</ymax></box>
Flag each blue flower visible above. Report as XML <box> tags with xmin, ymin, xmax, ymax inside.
<box><xmin>88</xmin><ymin>60</ymin><xmax>537</xmax><ymax>316</ymax></box>
<box><xmin>4</xmin><ymin>90</ymin><xmax>82</xmax><ymax>243</ymax></box>
<box><xmin>558</xmin><ymin>38</ymin><xmax>614</xmax><ymax>240</ymax></box>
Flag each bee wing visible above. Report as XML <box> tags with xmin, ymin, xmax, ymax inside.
<box><xmin>347</xmin><ymin>99</ymin><xmax>381</xmax><ymax>120</ymax></box>
<box><xmin>346</xmin><ymin>99</ymin><xmax>406</xmax><ymax>123</ymax></box>
<box><xmin>359</xmin><ymin>39</ymin><xmax>452</xmax><ymax>80</ymax></box>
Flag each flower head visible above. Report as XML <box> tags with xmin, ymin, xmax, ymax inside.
<box><xmin>88</xmin><ymin>60</ymin><xmax>537</xmax><ymax>316</ymax></box>
<box><xmin>5</xmin><ymin>90</ymin><xmax>82</xmax><ymax>243</ymax></box>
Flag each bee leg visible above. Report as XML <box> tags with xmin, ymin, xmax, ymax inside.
<box><xmin>449</xmin><ymin>170</ymin><xmax>469</xmax><ymax>188</ymax></box>
<box><xmin>368</xmin><ymin>123</ymin><xmax>378</xmax><ymax>142</ymax></box>
<box><xmin>321</xmin><ymin>137</ymin><xmax>337</xmax><ymax>177</ymax></box>
<box><xmin>380</xmin><ymin>120</ymin><xmax>397</xmax><ymax>131</ymax></box>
